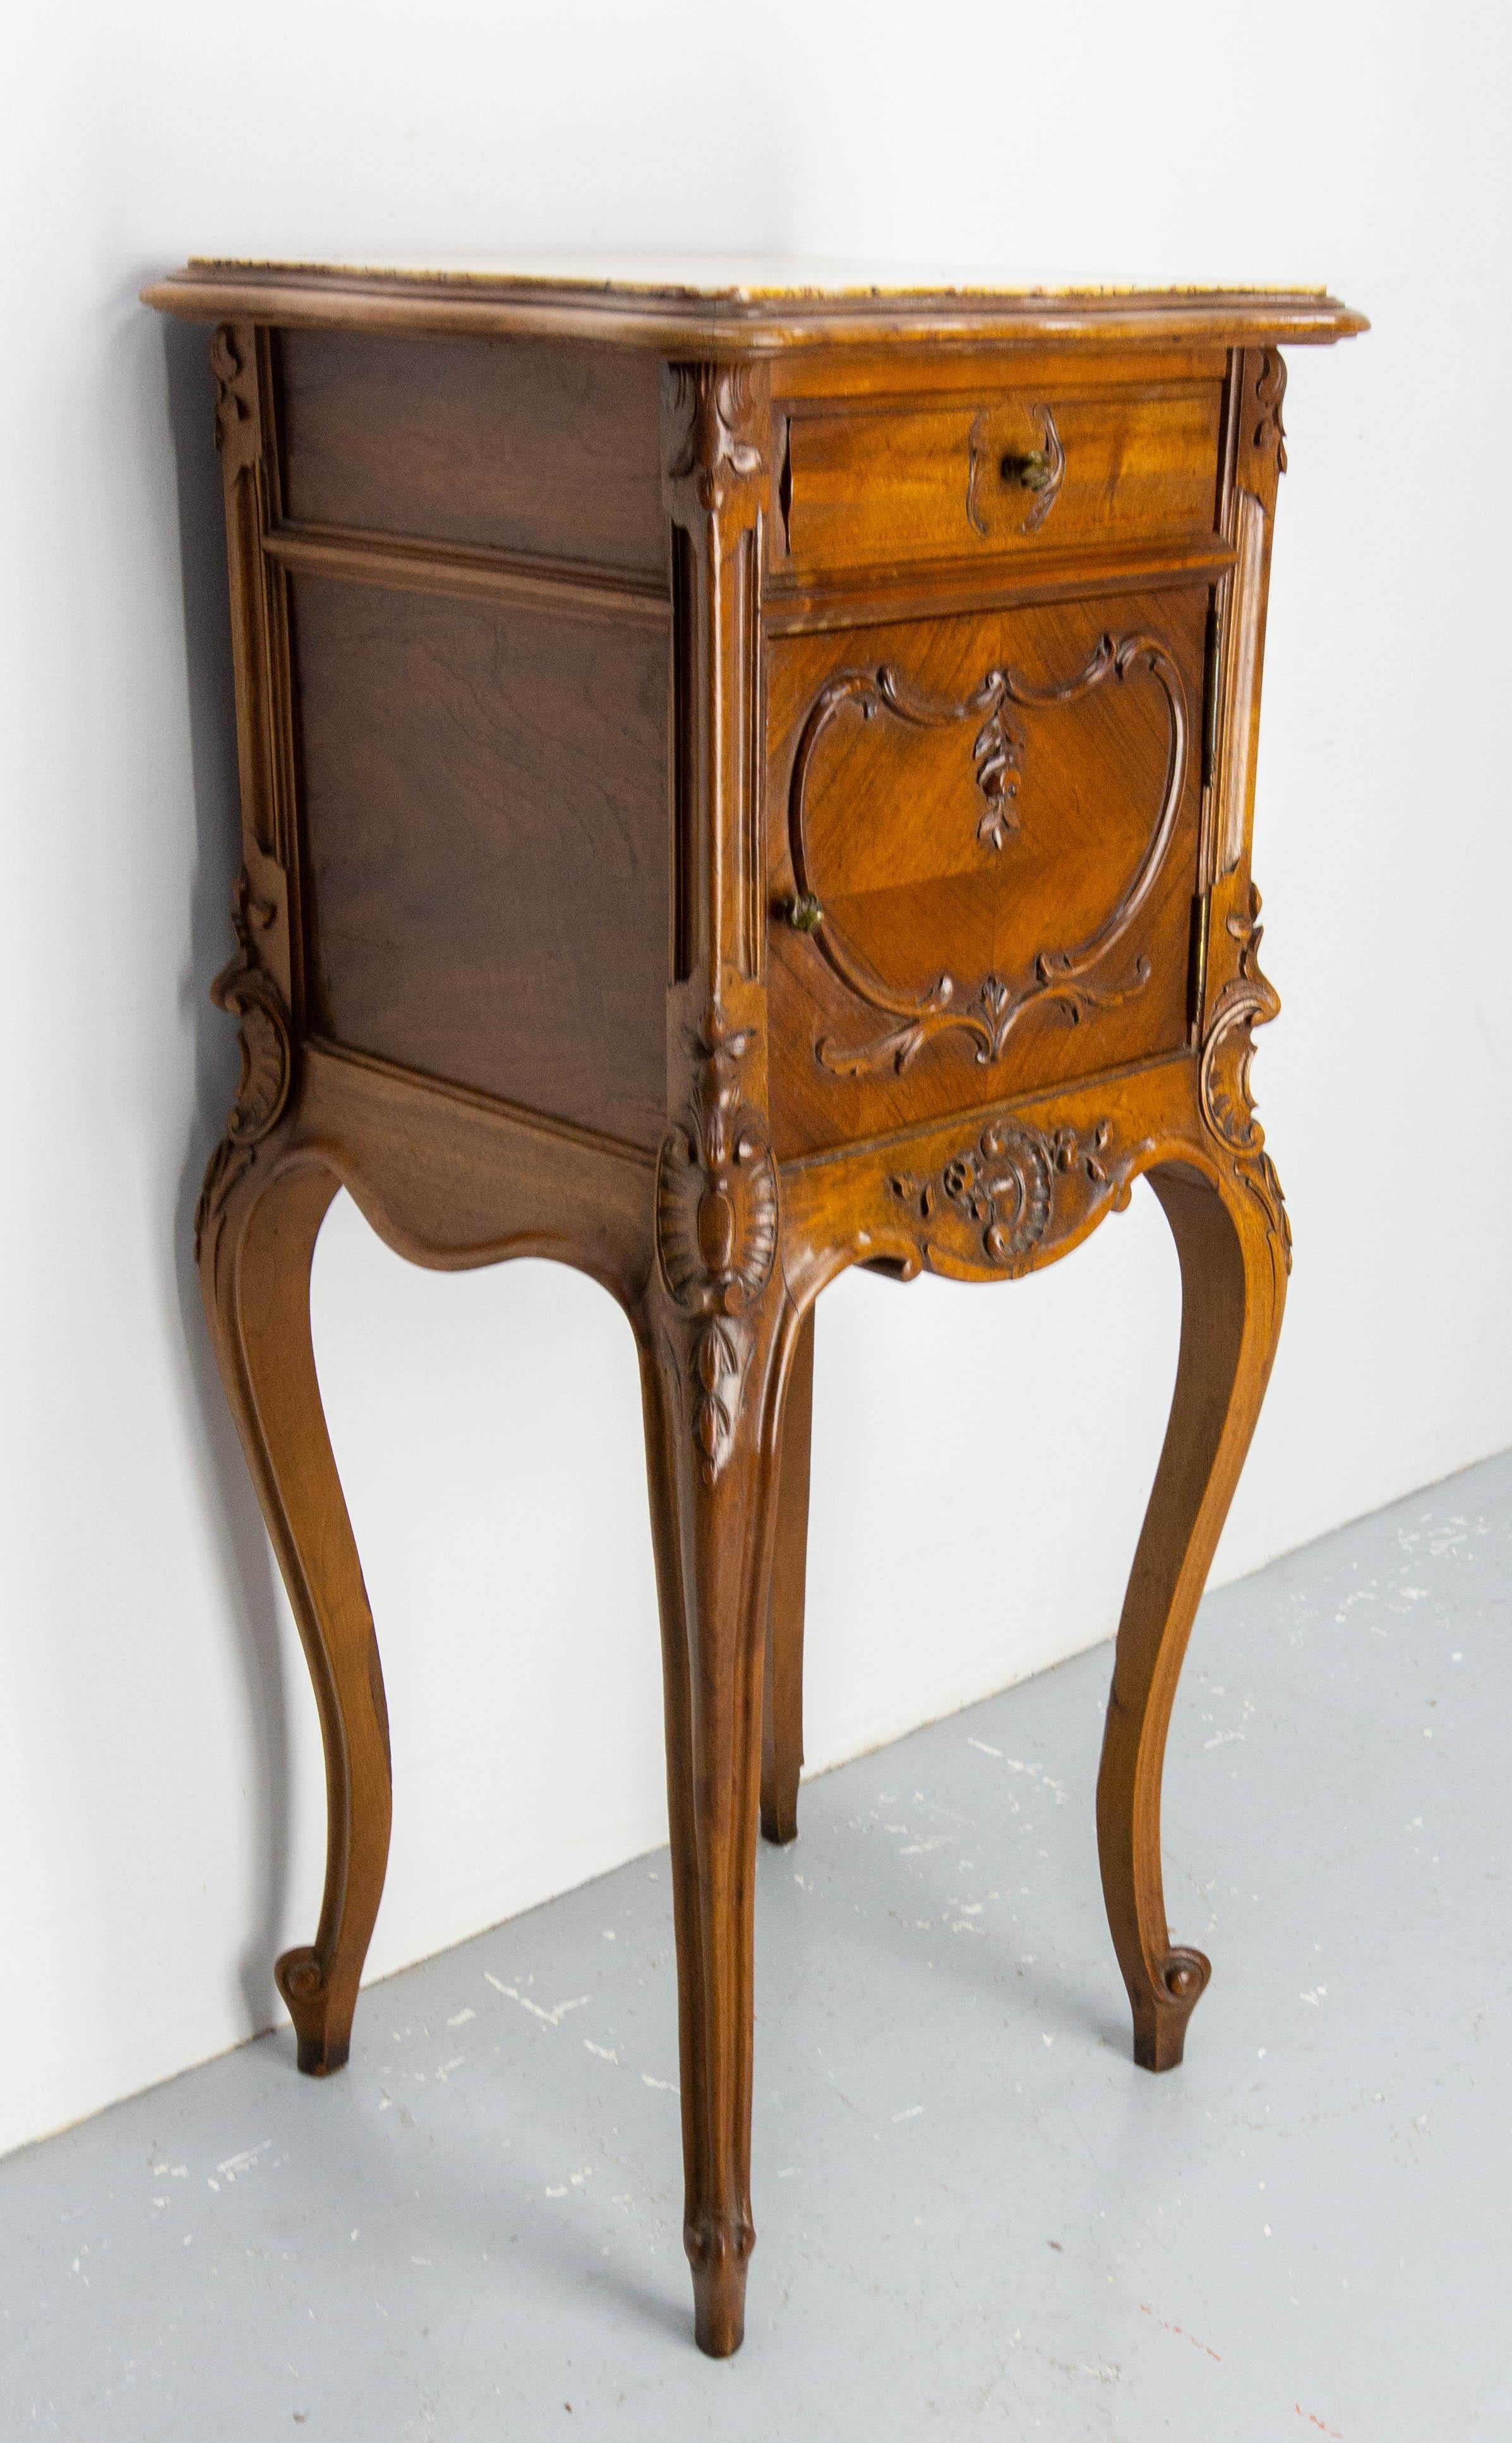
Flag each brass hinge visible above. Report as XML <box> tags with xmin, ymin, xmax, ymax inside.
<box><xmin>1188</xmin><ymin>889</ymin><xmax>1212</xmax><ymax>1042</ymax></box>
<box><xmin>1201</xmin><ymin>593</ymin><xmax>1221</xmax><ymax>789</ymax></box>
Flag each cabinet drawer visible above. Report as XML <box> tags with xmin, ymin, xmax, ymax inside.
<box><xmin>779</xmin><ymin>381</ymin><xmax>1224</xmax><ymax>576</ymax></box>
<box><xmin>766</xmin><ymin>586</ymin><xmax>1209</xmax><ymax>1159</ymax></box>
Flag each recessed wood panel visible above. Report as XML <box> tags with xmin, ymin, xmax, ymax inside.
<box><xmin>277</xmin><ymin>329</ymin><xmax>668</xmax><ymax>576</ymax></box>
<box><xmin>292</xmin><ymin>576</ymin><xmax>669</xmax><ymax>1147</ymax></box>
<box><xmin>781</xmin><ymin>382</ymin><xmax>1223</xmax><ymax>575</ymax></box>
<box><xmin>767</xmin><ymin>585</ymin><xmax>1209</xmax><ymax>1157</ymax></box>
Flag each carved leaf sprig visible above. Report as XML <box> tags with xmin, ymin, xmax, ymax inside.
<box><xmin>972</xmin><ymin>700</ymin><xmax>1026</xmax><ymax>850</ymax></box>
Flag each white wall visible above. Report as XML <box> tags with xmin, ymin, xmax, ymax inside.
<box><xmin>3</xmin><ymin>0</ymin><xmax>1509</xmax><ymax>2159</ymax></box>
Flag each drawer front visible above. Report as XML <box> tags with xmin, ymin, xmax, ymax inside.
<box><xmin>766</xmin><ymin>586</ymin><xmax>1209</xmax><ymax>1159</ymax></box>
<box><xmin>779</xmin><ymin>382</ymin><xmax>1223</xmax><ymax>575</ymax></box>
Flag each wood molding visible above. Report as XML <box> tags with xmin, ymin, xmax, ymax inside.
<box><xmin>146</xmin><ymin>263</ymin><xmax>1369</xmax><ymax>353</ymax></box>
<box><xmin>263</xmin><ymin>520</ymin><xmax>671</xmax><ymax>626</ymax></box>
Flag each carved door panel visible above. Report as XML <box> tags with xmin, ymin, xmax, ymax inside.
<box><xmin>765</xmin><ymin>586</ymin><xmax>1208</xmax><ymax>1159</ymax></box>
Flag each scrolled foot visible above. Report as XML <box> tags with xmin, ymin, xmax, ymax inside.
<box><xmin>1131</xmin><ymin>1946</ymin><xmax>1212</xmax><ymax>2073</ymax></box>
<box><xmin>275</xmin><ymin>1946</ymin><xmax>352</xmax><ymax>2077</ymax></box>
<box><xmin>687</xmin><ymin>2212</ymin><xmax>754</xmax><ymax>2357</ymax></box>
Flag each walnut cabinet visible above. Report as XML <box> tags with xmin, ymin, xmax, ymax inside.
<box><xmin>144</xmin><ymin>259</ymin><xmax>1365</xmax><ymax>2357</ymax></box>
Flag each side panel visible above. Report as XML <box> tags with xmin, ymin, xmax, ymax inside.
<box><xmin>277</xmin><ymin>329</ymin><xmax>668</xmax><ymax>576</ymax></box>
<box><xmin>292</xmin><ymin>575</ymin><xmax>670</xmax><ymax>1150</ymax></box>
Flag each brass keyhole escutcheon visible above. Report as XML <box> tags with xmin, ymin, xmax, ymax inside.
<box><xmin>967</xmin><ymin>403</ymin><xmax>1065</xmax><ymax>538</ymax></box>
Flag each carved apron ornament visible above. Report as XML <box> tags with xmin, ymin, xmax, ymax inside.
<box><xmin>656</xmin><ymin>1013</ymin><xmax>779</xmax><ymax>1483</ymax></box>
<box><xmin>888</xmin><ymin>1117</ymin><xmax>1125</xmax><ymax>1278</ymax></box>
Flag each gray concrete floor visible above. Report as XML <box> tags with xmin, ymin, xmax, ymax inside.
<box><xmin>4</xmin><ymin>1453</ymin><xmax>1508</xmax><ymax>2440</ymax></box>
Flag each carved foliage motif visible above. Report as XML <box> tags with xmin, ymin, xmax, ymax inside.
<box><xmin>210</xmin><ymin>325</ymin><xmax>260</xmax><ymax>481</ymax></box>
<box><xmin>663</xmin><ymin>365</ymin><xmax>763</xmax><ymax>516</ymax></box>
<box><xmin>788</xmin><ymin>632</ymin><xmax>1187</xmax><ymax>1078</ymax></box>
<box><xmin>656</xmin><ymin>1011</ymin><xmax>779</xmax><ymax>1483</ymax></box>
<box><xmin>194</xmin><ymin>873</ymin><xmax>294</xmax><ymax>1267</ymax></box>
<box><xmin>1252</xmin><ymin>351</ymin><xmax>1288</xmax><ymax>476</ymax></box>
<box><xmin>1199</xmin><ymin>885</ymin><xmax>1292</xmax><ymax>1270</ymax></box>
<box><xmin>887</xmin><ymin>1116</ymin><xmax>1129</xmax><ymax>1279</ymax></box>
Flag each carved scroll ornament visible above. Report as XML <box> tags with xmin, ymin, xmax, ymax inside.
<box><xmin>1199</xmin><ymin>885</ymin><xmax>1292</xmax><ymax>1272</ymax></box>
<box><xmin>656</xmin><ymin>1010</ymin><xmax>779</xmax><ymax>1483</ymax></box>
<box><xmin>886</xmin><ymin>1116</ymin><xmax>1132</xmax><ymax>1281</ymax></box>
<box><xmin>194</xmin><ymin>873</ymin><xmax>294</xmax><ymax>1269</ymax></box>
<box><xmin>788</xmin><ymin>631</ymin><xmax>1188</xmax><ymax>1079</ymax></box>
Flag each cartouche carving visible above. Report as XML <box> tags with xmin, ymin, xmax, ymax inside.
<box><xmin>663</xmin><ymin>365</ymin><xmax>764</xmax><ymax>512</ymax></box>
<box><xmin>1199</xmin><ymin>885</ymin><xmax>1292</xmax><ymax>1270</ymax></box>
<box><xmin>887</xmin><ymin>1116</ymin><xmax>1129</xmax><ymax>1278</ymax></box>
<box><xmin>656</xmin><ymin>1010</ymin><xmax>779</xmax><ymax>1483</ymax></box>
<box><xmin>194</xmin><ymin>872</ymin><xmax>294</xmax><ymax>1272</ymax></box>
<box><xmin>788</xmin><ymin>632</ymin><xmax>1187</xmax><ymax>1078</ymax></box>
<box><xmin>210</xmin><ymin>325</ymin><xmax>260</xmax><ymax>481</ymax></box>
<box><xmin>1252</xmin><ymin>351</ymin><xmax>1288</xmax><ymax>475</ymax></box>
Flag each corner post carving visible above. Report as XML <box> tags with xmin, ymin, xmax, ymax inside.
<box><xmin>656</xmin><ymin>361</ymin><xmax>781</xmax><ymax>1476</ymax></box>
<box><xmin>650</xmin><ymin>360</ymin><xmax>793</xmax><ymax>2356</ymax></box>
<box><xmin>212</xmin><ymin>326</ymin><xmax>294</xmax><ymax>878</ymax></box>
<box><xmin>201</xmin><ymin>324</ymin><xmax>299</xmax><ymax>1279</ymax></box>
<box><xmin>1197</xmin><ymin>346</ymin><xmax>1288</xmax><ymax>986</ymax></box>
<box><xmin>1199</xmin><ymin>884</ymin><xmax>1291</xmax><ymax>1279</ymax></box>
<box><xmin>195</xmin><ymin>871</ymin><xmax>295</xmax><ymax>1280</ymax></box>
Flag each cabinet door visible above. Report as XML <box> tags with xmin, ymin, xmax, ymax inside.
<box><xmin>766</xmin><ymin>584</ymin><xmax>1208</xmax><ymax>1158</ymax></box>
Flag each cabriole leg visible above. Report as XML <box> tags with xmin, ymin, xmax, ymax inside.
<box><xmin>637</xmin><ymin>1296</ymin><xmax>800</xmax><ymax>2356</ymax></box>
<box><xmin>198</xmin><ymin>1147</ymin><xmax>392</xmax><ymax>2076</ymax></box>
<box><xmin>1097</xmin><ymin>1161</ymin><xmax>1287</xmax><ymax>2071</ymax></box>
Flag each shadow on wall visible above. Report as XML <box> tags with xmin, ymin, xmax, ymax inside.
<box><xmin>160</xmin><ymin>311</ymin><xmax>295</xmax><ymax>2039</ymax></box>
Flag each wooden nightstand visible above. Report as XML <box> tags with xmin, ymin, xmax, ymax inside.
<box><xmin>144</xmin><ymin>258</ymin><xmax>1365</xmax><ymax>2356</ymax></box>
